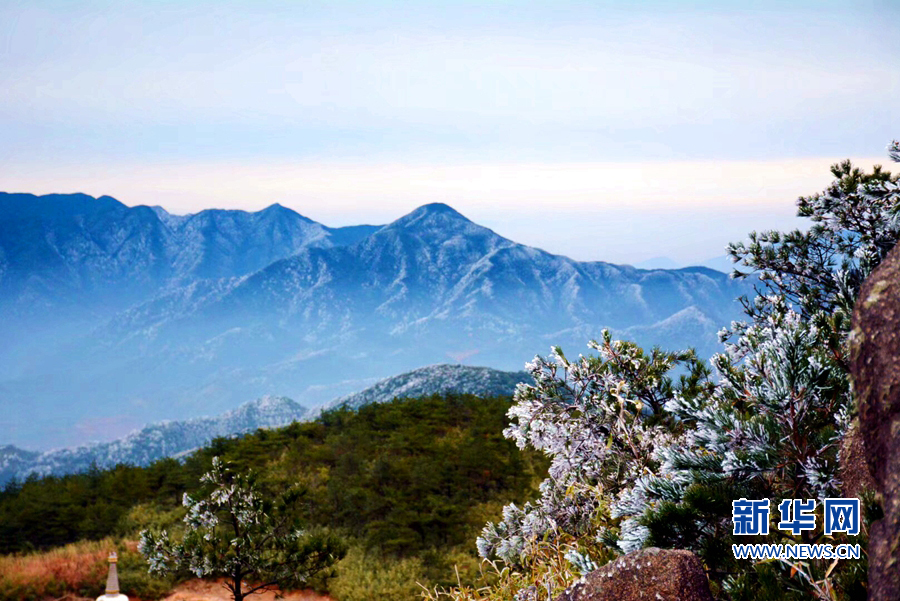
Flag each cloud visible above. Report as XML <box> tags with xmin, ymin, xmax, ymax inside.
<box><xmin>1</xmin><ymin>2</ymin><xmax>896</xmax><ymax>162</ymax></box>
<box><xmin>1</xmin><ymin>155</ymin><xmax>888</xmax><ymax>263</ymax></box>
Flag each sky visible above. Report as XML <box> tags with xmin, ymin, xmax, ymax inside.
<box><xmin>1</xmin><ymin>0</ymin><xmax>898</xmax><ymax>264</ymax></box>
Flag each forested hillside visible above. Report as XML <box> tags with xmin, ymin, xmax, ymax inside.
<box><xmin>0</xmin><ymin>393</ymin><xmax>547</xmax><ymax>599</ymax></box>
<box><xmin>0</xmin><ymin>364</ymin><xmax>529</xmax><ymax>485</ymax></box>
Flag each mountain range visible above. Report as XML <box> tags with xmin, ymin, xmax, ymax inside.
<box><xmin>0</xmin><ymin>192</ymin><xmax>751</xmax><ymax>450</ymax></box>
<box><xmin>634</xmin><ymin>255</ymin><xmax>736</xmax><ymax>273</ymax></box>
<box><xmin>0</xmin><ymin>395</ymin><xmax>307</xmax><ymax>486</ymax></box>
<box><xmin>0</xmin><ymin>364</ymin><xmax>530</xmax><ymax>485</ymax></box>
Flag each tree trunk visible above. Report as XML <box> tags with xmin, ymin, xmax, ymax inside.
<box><xmin>232</xmin><ymin>572</ymin><xmax>244</xmax><ymax>601</ymax></box>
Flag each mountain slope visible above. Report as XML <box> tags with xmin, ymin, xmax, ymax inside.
<box><xmin>0</xmin><ymin>445</ymin><xmax>41</xmax><ymax>487</ymax></box>
<box><xmin>311</xmin><ymin>364</ymin><xmax>530</xmax><ymax>417</ymax></box>
<box><xmin>0</xmin><ymin>192</ymin><xmax>381</xmax><ymax>381</ymax></box>
<box><xmin>0</xmin><ymin>193</ymin><xmax>170</xmax><ymax>310</ymax></box>
<box><xmin>0</xmin><ymin>196</ymin><xmax>750</xmax><ymax>449</ymax></box>
<box><xmin>51</xmin><ymin>204</ymin><xmax>745</xmax><ymax>440</ymax></box>
<box><xmin>113</xmin><ymin>203</ymin><xmax>741</xmax><ymax>335</ymax></box>
<box><xmin>0</xmin><ymin>192</ymin><xmax>381</xmax><ymax>310</ymax></box>
<box><xmin>0</xmin><ymin>396</ymin><xmax>307</xmax><ymax>484</ymax></box>
<box><xmin>0</xmin><ymin>364</ymin><xmax>528</xmax><ymax>485</ymax></box>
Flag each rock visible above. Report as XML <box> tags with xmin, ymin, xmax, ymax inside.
<box><xmin>850</xmin><ymin>242</ymin><xmax>900</xmax><ymax>601</ymax></box>
<box><xmin>839</xmin><ymin>418</ymin><xmax>876</xmax><ymax>499</ymax></box>
<box><xmin>554</xmin><ymin>547</ymin><xmax>713</xmax><ymax>601</ymax></box>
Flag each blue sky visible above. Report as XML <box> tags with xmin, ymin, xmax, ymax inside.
<box><xmin>1</xmin><ymin>0</ymin><xmax>897</xmax><ymax>263</ymax></box>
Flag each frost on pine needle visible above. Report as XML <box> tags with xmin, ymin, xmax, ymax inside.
<box><xmin>890</xmin><ymin>140</ymin><xmax>900</xmax><ymax>163</ymax></box>
<box><xmin>444</xmin><ymin>143</ymin><xmax>900</xmax><ymax>601</ymax></box>
<box><xmin>564</xmin><ymin>548</ymin><xmax>597</xmax><ymax>576</ymax></box>
<box><xmin>478</xmin><ymin>330</ymin><xmax>707</xmax><ymax>565</ymax></box>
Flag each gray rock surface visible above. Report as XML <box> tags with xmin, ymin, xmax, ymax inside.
<box><xmin>839</xmin><ymin>419</ymin><xmax>876</xmax><ymax>499</ymax></box>
<box><xmin>554</xmin><ymin>548</ymin><xmax>713</xmax><ymax>601</ymax></box>
<box><xmin>850</xmin><ymin>242</ymin><xmax>900</xmax><ymax>600</ymax></box>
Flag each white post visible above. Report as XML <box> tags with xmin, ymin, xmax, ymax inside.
<box><xmin>97</xmin><ymin>551</ymin><xmax>128</xmax><ymax>601</ymax></box>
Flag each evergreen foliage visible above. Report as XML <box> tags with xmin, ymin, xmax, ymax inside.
<box><xmin>461</xmin><ymin>141</ymin><xmax>900</xmax><ymax>601</ymax></box>
<box><xmin>0</xmin><ymin>459</ymin><xmax>200</xmax><ymax>553</ymax></box>
<box><xmin>0</xmin><ymin>393</ymin><xmax>547</xmax><ymax>598</ymax></box>
<box><xmin>139</xmin><ymin>457</ymin><xmax>345</xmax><ymax>601</ymax></box>
<box><xmin>477</xmin><ymin>333</ymin><xmax>708</xmax><ymax>565</ymax></box>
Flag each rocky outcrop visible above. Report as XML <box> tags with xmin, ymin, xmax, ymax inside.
<box><xmin>554</xmin><ymin>547</ymin><xmax>713</xmax><ymax>601</ymax></box>
<box><xmin>839</xmin><ymin>419</ymin><xmax>877</xmax><ymax>499</ymax></box>
<box><xmin>850</xmin><ymin>242</ymin><xmax>900</xmax><ymax>600</ymax></box>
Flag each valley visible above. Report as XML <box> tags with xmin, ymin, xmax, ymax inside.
<box><xmin>0</xmin><ymin>193</ymin><xmax>749</xmax><ymax>451</ymax></box>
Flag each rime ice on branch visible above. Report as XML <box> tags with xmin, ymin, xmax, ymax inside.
<box><xmin>475</xmin><ymin>140</ymin><xmax>900</xmax><ymax>600</ymax></box>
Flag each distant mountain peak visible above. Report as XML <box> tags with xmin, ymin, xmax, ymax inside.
<box><xmin>259</xmin><ymin>202</ymin><xmax>295</xmax><ymax>215</ymax></box>
<box><xmin>347</xmin><ymin>202</ymin><xmax>511</xmax><ymax>270</ymax></box>
<box><xmin>309</xmin><ymin>364</ymin><xmax>531</xmax><ymax>417</ymax></box>
<box><xmin>222</xmin><ymin>394</ymin><xmax>304</xmax><ymax>417</ymax></box>
<box><xmin>394</xmin><ymin>203</ymin><xmax>473</xmax><ymax>226</ymax></box>
<box><xmin>264</xmin><ymin>203</ymin><xmax>318</xmax><ymax>224</ymax></box>
<box><xmin>0</xmin><ymin>191</ymin><xmax>126</xmax><ymax>220</ymax></box>
<box><xmin>378</xmin><ymin>203</ymin><xmax>507</xmax><ymax>249</ymax></box>
<box><xmin>0</xmin><ymin>395</ymin><xmax>309</xmax><ymax>484</ymax></box>
<box><xmin>416</xmin><ymin>202</ymin><xmax>462</xmax><ymax>214</ymax></box>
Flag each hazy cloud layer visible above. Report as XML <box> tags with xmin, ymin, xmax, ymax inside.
<box><xmin>1</xmin><ymin>0</ymin><xmax>897</xmax><ymax>261</ymax></box>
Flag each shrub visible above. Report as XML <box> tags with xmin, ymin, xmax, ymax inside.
<box><xmin>327</xmin><ymin>543</ymin><xmax>428</xmax><ymax>601</ymax></box>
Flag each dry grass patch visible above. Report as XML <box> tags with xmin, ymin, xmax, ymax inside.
<box><xmin>0</xmin><ymin>539</ymin><xmax>170</xmax><ymax>601</ymax></box>
<box><xmin>0</xmin><ymin>539</ymin><xmax>110</xmax><ymax>600</ymax></box>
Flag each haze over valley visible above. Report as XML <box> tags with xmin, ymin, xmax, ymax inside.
<box><xmin>0</xmin><ymin>191</ymin><xmax>749</xmax><ymax>451</ymax></box>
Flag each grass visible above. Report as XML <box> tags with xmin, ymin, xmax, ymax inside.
<box><xmin>0</xmin><ymin>538</ymin><xmax>108</xmax><ymax>600</ymax></box>
<box><xmin>0</xmin><ymin>538</ymin><xmax>172</xmax><ymax>601</ymax></box>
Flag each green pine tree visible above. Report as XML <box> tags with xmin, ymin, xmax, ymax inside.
<box><xmin>139</xmin><ymin>457</ymin><xmax>346</xmax><ymax>601</ymax></box>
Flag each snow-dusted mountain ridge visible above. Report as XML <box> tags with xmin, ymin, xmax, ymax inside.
<box><xmin>0</xmin><ymin>396</ymin><xmax>307</xmax><ymax>485</ymax></box>
<box><xmin>0</xmin><ymin>192</ymin><xmax>381</xmax><ymax>311</ymax></box>
<box><xmin>0</xmin><ymin>364</ymin><xmax>528</xmax><ymax>485</ymax></box>
<box><xmin>0</xmin><ymin>193</ymin><xmax>750</xmax><ymax>450</ymax></box>
<box><xmin>310</xmin><ymin>363</ymin><xmax>531</xmax><ymax>417</ymax></box>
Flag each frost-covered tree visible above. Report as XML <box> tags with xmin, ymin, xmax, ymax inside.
<box><xmin>469</xmin><ymin>141</ymin><xmax>899</xmax><ymax>601</ymax></box>
<box><xmin>634</xmin><ymin>143</ymin><xmax>898</xmax><ymax>598</ymax></box>
<box><xmin>621</xmin><ymin>303</ymin><xmax>854</xmax><ymax>596</ymax></box>
<box><xmin>726</xmin><ymin>152</ymin><xmax>900</xmax><ymax>376</ymax></box>
<box><xmin>477</xmin><ymin>332</ymin><xmax>711</xmax><ymax>565</ymax></box>
<box><xmin>138</xmin><ymin>457</ymin><xmax>345</xmax><ymax>601</ymax></box>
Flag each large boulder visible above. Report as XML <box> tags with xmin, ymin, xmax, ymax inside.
<box><xmin>554</xmin><ymin>547</ymin><xmax>713</xmax><ymax>601</ymax></box>
<box><xmin>850</xmin><ymin>243</ymin><xmax>900</xmax><ymax>600</ymax></box>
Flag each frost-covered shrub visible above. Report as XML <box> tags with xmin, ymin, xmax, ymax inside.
<box><xmin>620</xmin><ymin>304</ymin><xmax>851</xmax><ymax>558</ymax></box>
<box><xmin>462</xmin><ymin>141</ymin><xmax>900</xmax><ymax>601</ymax></box>
<box><xmin>477</xmin><ymin>332</ymin><xmax>709</xmax><ymax>566</ymax></box>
